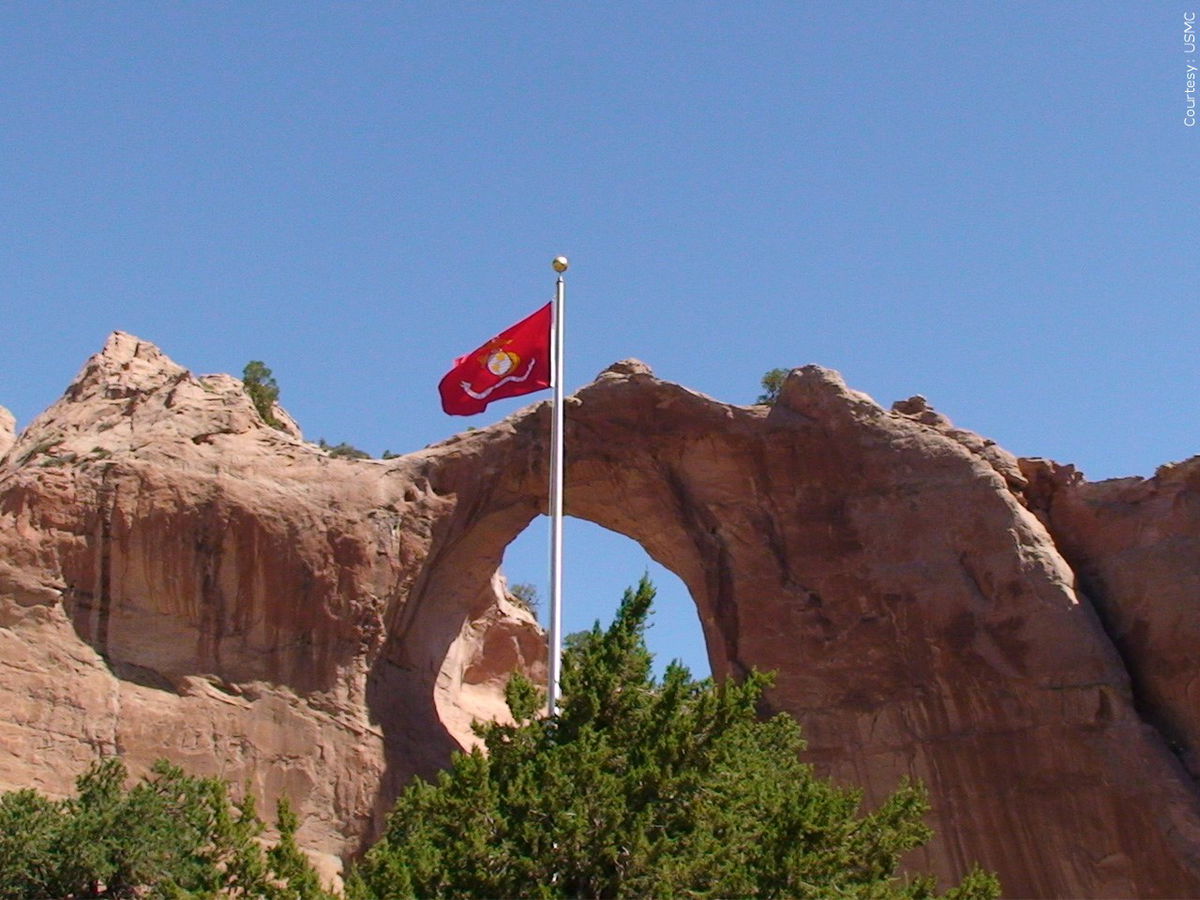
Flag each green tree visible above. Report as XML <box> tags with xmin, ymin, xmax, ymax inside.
<box><xmin>351</xmin><ymin>578</ymin><xmax>999</xmax><ymax>899</ymax></box>
<box><xmin>243</xmin><ymin>360</ymin><xmax>283</xmax><ymax>429</ymax></box>
<box><xmin>269</xmin><ymin>797</ymin><xmax>330</xmax><ymax>898</ymax></box>
<box><xmin>757</xmin><ymin>367</ymin><xmax>791</xmax><ymax>406</ymax></box>
<box><xmin>0</xmin><ymin>758</ymin><xmax>333</xmax><ymax>899</ymax></box>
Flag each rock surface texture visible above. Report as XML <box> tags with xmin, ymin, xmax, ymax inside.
<box><xmin>0</xmin><ymin>334</ymin><xmax>543</xmax><ymax>882</ymax></box>
<box><xmin>0</xmin><ymin>406</ymin><xmax>14</xmax><ymax>458</ymax></box>
<box><xmin>1022</xmin><ymin>456</ymin><xmax>1200</xmax><ymax>779</ymax></box>
<box><xmin>2</xmin><ymin>336</ymin><xmax>1199</xmax><ymax>897</ymax></box>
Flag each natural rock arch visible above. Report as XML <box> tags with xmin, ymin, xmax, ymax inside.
<box><xmin>406</xmin><ymin>359</ymin><xmax>1200</xmax><ymax>898</ymax></box>
<box><xmin>4</xmin><ymin>336</ymin><xmax>1200</xmax><ymax>897</ymax></box>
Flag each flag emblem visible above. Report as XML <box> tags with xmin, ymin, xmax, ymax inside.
<box><xmin>486</xmin><ymin>347</ymin><xmax>519</xmax><ymax>376</ymax></box>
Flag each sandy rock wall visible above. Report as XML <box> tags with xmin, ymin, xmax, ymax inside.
<box><xmin>491</xmin><ymin>364</ymin><xmax>1200</xmax><ymax>898</ymax></box>
<box><xmin>3</xmin><ymin>336</ymin><xmax>1200</xmax><ymax>897</ymax></box>
<box><xmin>0</xmin><ymin>407</ymin><xmax>14</xmax><ymax>458</ymax></box>
<box><xmin>0</xmin><ymin>334</ymin><xmax>542</xmax><ymax>880</ymax></box>
<box><xmin>1023</xmin><ymin>455</ymin><xmax>1200</xmax><ymax>778</ymax></box>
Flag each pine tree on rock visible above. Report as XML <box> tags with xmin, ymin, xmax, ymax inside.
<box><xmin>242</xmin><ymin>360</ymin><xmax>283</xmax><ymax>429</ymax></box>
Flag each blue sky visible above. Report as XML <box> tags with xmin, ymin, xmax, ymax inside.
<box><xmin>3</xmin><ymin>3</ymin><xmax>1197</xmax><ymax>677</ymax></box>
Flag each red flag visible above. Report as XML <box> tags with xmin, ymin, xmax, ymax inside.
<box><xmin>439</xmin><ymin>303</ymin><xmax>553</xmax><ymax>416</ymax></box>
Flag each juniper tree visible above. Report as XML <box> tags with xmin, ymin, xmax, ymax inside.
<box><xmin>0</xmin><ymin>758</ymin><xmax>331</xmax><ymax>899</ymax></box>
<box><xmin>756</xmin><ymin>367</ymin><xmax>790</xmax><ymax>405</ymax></box>
<box><xmin>350</xmin><ymin>577</ymin><xmax>999</xmax><ymax>899</ymax></box>
<box><xmin>243</xmin><ymin>360</ymin><xmax>283</xmax><ymax>429</ymax></box>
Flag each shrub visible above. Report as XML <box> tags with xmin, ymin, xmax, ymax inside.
<box><xmin>318</xmin><ymin>439</ymin><xmax>372</xmax><ymax>460</ymax></box>
<box><xmin>509</xmin><ymin>581</ymin><xmax>540</xmax><ymax>615</ymax></box>
<box><xmin>757</xmin><ymin>367</ymin><xmax>791</xmax><ymax>406</ymax></box>
<box><xmin>0</xmin><ymin>758</ymin><xmax>332</xmax><ymax>899</ymax></box>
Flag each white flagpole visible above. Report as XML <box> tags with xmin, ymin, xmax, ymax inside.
<box><xmin>548</xmin><ymin>256</ymin><xmax>568</xmax><ymax>715</ymax></box>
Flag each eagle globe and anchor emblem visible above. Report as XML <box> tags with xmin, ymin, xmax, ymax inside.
<box><xmin>460</xmin><ymin>340</ymin><xmax>538</xmax><ymax>400</ymax></box>
<box><xmin>486</xmin><ymin>346</ymin><xmax>521</xmax><ymax>377</ymax></box>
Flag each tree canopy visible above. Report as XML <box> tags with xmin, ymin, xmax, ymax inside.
<box><xmin>0</xmin><ymin>758</ymin><xmax>331</xmax><ymax>899</ymax></box>
<box><xmin>350</xmin><ymin>578</ymin><xmax>999</xmax><ymax>899</ymax></box>
<box><xmin>242</xmin><ymin>360</ymin><xmax>283</xmax><ymax>429</ymax></box>
<box><xmin>756</xmin><ymin>367</ymin><xmax>790</xmax><ymax>406</ymax></box>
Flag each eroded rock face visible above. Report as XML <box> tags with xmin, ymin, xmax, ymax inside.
<box><xmin>0</xmin><ymin>406</ymin><xmax>14</xmax><ymax>458</ymax></box>
<box><xmin>499</xmin><ymin>364</ymin><xmax>1200</xmax><ymax>899</ymax></box>
<box><xmin>1022</xmin><ymin>455</ymin><xmax>1200</xmax><ymax>779</ymax></box>
<box><xmin>0</xmin><ymin>333</ymin><xmax>543</xmax><ymax>882</ymax></box>
<box><xmin>3</xmin><ymin>337</ymin><xmax>1200</xmax><ymax>897</ymax></box>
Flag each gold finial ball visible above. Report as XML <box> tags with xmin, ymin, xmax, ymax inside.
<box><xmin>552</xmin><ymin>256</ymin><xmax>569</xmax><ymax>273</ymax></box>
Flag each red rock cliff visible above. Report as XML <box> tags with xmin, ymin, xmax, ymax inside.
<box><xmin>0</xmin><ymin>334</ymin><xmax>544</xmax><ymax>881</ymax></box>
<box><xmin>2</xmin><ymin>335</ymin><xmax>1199</xmax><ymax>897</ymax></box>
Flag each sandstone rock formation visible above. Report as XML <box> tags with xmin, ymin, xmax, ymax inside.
<box><xmin>0</xmin><ymin>333</ymin><xmax>544</xmax><ymax>882</ymax></box>
<box><xmin>0</xmin><ymin>406</ymin><xmax>14</xmax><ymax>458</ymax></box>
<box><xmin>1022</xmin><ymin>455</ymin><xmax>1200</xmax><ymax>779</ymax></box>
<box><xmin>2</xmin><ymin>335</ymin><xmax>1200</xmax><ymax>897</ymax></box>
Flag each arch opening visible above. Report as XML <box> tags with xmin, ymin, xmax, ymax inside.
<box><xmin>363</xmin><ymin>415</ymin><xmax>750</xmax><ymax>839</ymax></box>
<box><xmin>501</xmin><ymin>516</ymin><xmax>712</xmax><ymax>680</ymax></box>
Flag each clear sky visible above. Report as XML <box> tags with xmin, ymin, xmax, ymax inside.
<box><xmin>3</xmin><ymin>3</ymin><xmax>1197</xmax><ymax>678</ymax></box>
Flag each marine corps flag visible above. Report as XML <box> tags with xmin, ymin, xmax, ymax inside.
<box><xmin>438</xmin><ymin>302</ymin><xmax>553</xmax><ymax>416</ymax></box>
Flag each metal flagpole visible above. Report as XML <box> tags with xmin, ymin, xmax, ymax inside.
<box><xmin>547</xmin><ymin>256</ymin><xmax>568</xmax><ymax>715</ymax></box>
